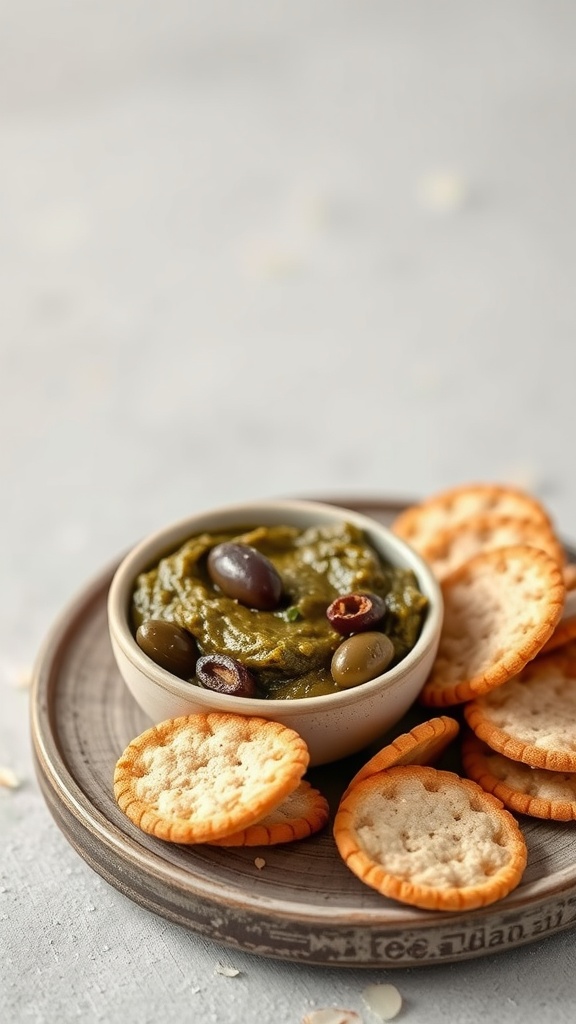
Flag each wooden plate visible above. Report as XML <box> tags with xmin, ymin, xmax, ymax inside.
<box><xmin>30</xmin><ymin>498</ymin><xmax>576</xmax><ymax>967</ymax></box>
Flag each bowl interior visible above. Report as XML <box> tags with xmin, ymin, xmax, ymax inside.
<box><xmin>108</xmin><ymin>499</ymin><xmax>443</xmax><ymax>714</ymax></box>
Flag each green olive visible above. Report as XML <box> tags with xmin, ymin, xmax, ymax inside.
<box><xmin>136</xmin><ymin>619</ymin><xmax>199</xmax><ymax>679</ymax></box>
<box><xmin>331</xmin><ymin>631</ymin><xmax>395</xmax><ymax>689</ymax></box>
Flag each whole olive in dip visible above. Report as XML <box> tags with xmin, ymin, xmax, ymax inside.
<box><xmin>136</xmin><ymin>620</ymin><xmax>199</xmax><ymax>679</ymax></box>
<box><xmin>207</xmin><ymin>542</ymin><xmax>283</xmax><ymax>610</ymax></box>
<box><xmin>331</xmin><ymin>632</ymin><xmax>395</xmax><ymax>688</ymax></box>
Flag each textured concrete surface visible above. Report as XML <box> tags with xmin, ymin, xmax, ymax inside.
<box><xmin>2</xmin><ymin>2</ymin><xmax>576</xmax><ymax>1021</ymax></box>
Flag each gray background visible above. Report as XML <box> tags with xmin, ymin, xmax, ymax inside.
<box><xmin>2</xmin><ymin>2</ymin><xmax>576</xmax><ymax>1021</ymax></box>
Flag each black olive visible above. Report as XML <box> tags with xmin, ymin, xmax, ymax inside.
<box><xmin>195</xmin><ymin>654</ymin><xmax>257</xmax><ymax>697</ymax></box>
<box><xmin>331</xmin><ymin>632</ymin><xmax>395</xmax><ymax>688</ymax></box>
<box><xmin>326</xmin><ymin>592</ymin><xmax>386</xmax><ymax>635</ymax></box>
<box><xmin>207</xmin><ymin>541</ymin><xmax>283</xmax><ymax>610</ymax></box>
<box><xmin>136</xmin><ymin>619</ymin><xmax>199</xmax><ymax>679</ymax></box>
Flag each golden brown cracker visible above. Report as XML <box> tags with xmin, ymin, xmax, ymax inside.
<box><xmin>461</xmin><ymin>731</ymin><xmax>576</xmax><ymax>821</ymax></box>
<box><xmin>547</xmin><ymin>639</ymin><xmax>576</xmax><ymax>660</ymax></box>
<box><xmin>564</xmin><ymin>563</ymin><xmax>576</xmax><ymax>591</ymax></box>
<box><xmin>537</xmin><ymin>587</ymin><xmax>576</xmax><ymax>654</ymax></box>
<box><xmin>114</xmin><ymin>712</ymin><xmax>309</xmax><ymax>844</ymax></box>
<box><xmin>420</xmin><ymin>513</ymin><xmax>565</xmax><ymax>581</ymax></box>
<box><xmin>463</xmin><ymin>654</ymin><xmax>576</xmax><ymax>772</ymax></box>
<box><xmin>333</xmin><ymin>765</ymin><xmax>527</xmax><ymax>911</ymax></box>
<box><xmin>342</xmin><ymin>716</ymin><xmax>459</xmax><ymax>798</ymax></box>
<box><xmin>209</xmin><ymin>780</ymin><xmax>329</xmax><ymax>846</ymax></box>
<box><xmin>391</xmin><ymin>483</ymin><xmax>554</xmax><ymax>554</ymax></box>
<box><xmin>539</xmin><ymin>616</ymin><xmax>576</xmax><ymax>655</ymax></box>
<box><xmin>420</xmin><ymin>545</ymin><xmax>565</xmax><ymax>707</ymax></box>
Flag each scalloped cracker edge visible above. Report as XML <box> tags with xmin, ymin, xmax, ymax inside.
<box><xmin>391</xmin><ymin>482</ymin><xmax>554</xmax><ymax>554</ymax></box>
<box><xmin>209</xmin><ymin>780</ymin><xmax>329</xmax><ymax>846</ymax></box>
<box><xmin>461</xmin><ymin>731</ymin><xmax>576</xmax><ymax>821</ymax></box>
<box><xmin>114</xmin><ymin>712</ymin><xmax>309</xmax><ymax>844</ymax></box>
<box><xmin>333</xmin><ymin>765</ymin><xmax>527</xmax><ymax>911</ymax></box>
<box><xmin>342</xmin><ymin>715</ymin><xmax>460</xmax><ymax>799</ymax></box>
<box><xmin>419</xmin><ymin>512</ymin><xmax>565</xmax><ymax>581</ymax></box>
<box><xmin>420</xmin><ymin>545</ymin><xmax>565</xmax><ymax>706</ymax></box>
<box><xmin>463</xmin><ymin>654</ymin><xmax>576</xmax><ymax>772</ymax></box>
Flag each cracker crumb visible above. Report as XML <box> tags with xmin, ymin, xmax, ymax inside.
<box><xmin>0</xmin><ymin>660</ymin><xmax>32</xmax><ymax>689</ymax></box>
<box><xmin>240</xmin><ymin>238</ymin><xmax>303</xmax><ymax>279</ymax></box>
<box><xmin>214</xmin><ymin>962</ymin><xmax>241</xmax><ymax>977</ymax></box>
<box><xmin>254</xmin><ymin>857</ymin><xmax>266</xmax><ymax>870</ymax></box>
<box><xmin>362</xmin><ymin>984</ymin><xmax>402</xmax><ymax>1020</ymax></box>
<box><xmin>416</xmin><ymin>170</ymin><xmax>469</xmax><ymax>213</ymax></box>
<box><xmin>0</xmin><ymin>768</ymin><xmax>20</xmax><ymax>790</ymax></box>
<box><xmin>302</xmin><ymin>1010</ymin><xmax>362</xmax><ymax>1024</ymax></box>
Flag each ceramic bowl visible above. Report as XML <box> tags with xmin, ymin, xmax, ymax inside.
<box><xmin>107</xmin><ymin>499</ymin><xmax>443</xmax><ymax>766</ymax></box>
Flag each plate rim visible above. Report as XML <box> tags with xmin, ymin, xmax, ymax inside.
<box><xmin>29</xmin><ymin>496</ymin><xmax>576</xmax><ymax>965</ymax></box>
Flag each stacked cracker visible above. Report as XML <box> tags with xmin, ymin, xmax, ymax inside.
<box><xmin>393</xmin><ymin>482</ymin><xmax>576</xmax><ymax>822</ymax></box>
<box><xmin>393</xmin><ymin>482</ymin><xmax>574</xmax><ymax>705</ymax></box>
<box><xmin>334</xmin><ymin>714</ymin><xmax>529</xmax><ymax>911</ymax></box>
<box><xmin>114</xmin><ymin>712</ymin><xmax>328</xmax><ymax>847</ymax></box>
<box><xmin>335</xmin><ymin>484</ymin><xmax>576</xmax><ymax>912</ymax></box>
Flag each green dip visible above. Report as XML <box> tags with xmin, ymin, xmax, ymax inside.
<box><xmin>131</xmin><ymin>521</ymin><xmax>428</xmax><ymax>699</ymax></box>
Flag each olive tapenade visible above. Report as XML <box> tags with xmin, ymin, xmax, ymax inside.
<box><xmin>132</xmin><ymin>521</ymin><xmax>428</xmax><ymax>699</ymax></box>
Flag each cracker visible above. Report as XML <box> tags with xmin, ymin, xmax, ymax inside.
<box><xmin>420</xmin><ymin>545</ymin><xmax>565</xmax><ymax>707</ymax></box>
<box><xmin>463</xmin><ymin>654</ymin><xmax>576</xmax><ymax>772</ymax></box>
<box><xmin>539</xmin><ymin>617</ymin><xmax>576</xmax><ymax>655</ymax></box>
<box><xmin>333</xmin><ymin>765</ymin><xmax>527</xmax><ymax>911</ymax></box>
<box><xmin>419</xmin><ymin>513</ymin><xmax>565</xmax><ymax>582</ymax></box>
<box><xmin>342</xmin><ymin>716</ymin><xmax>459</xmax><ymax>798</ymax></box>
<box><xmin>547</xmin><ymin>639</ymin><xmax>576</xmax><ymax>660</ymax></box>
<box><xmin>391</xmin><ymin>483</ymin><xmax>553</xmax><ymax>554</ymax></box>
<box><xmin>114</xmin><ymin>712</ymin><xmax>309</xmax><ymax>844</ymax></box>
<box><xmin>538</xmin><ymin>588</ymin><xmax>576</xmax><ymax>655</ymax></box>
<box><xmin>209</xmin><ymin>780</ymin><xmax>329</xmax><ymax>846</ymax></box>
<box><xmin>461</xmin><ymin>731</ymin><xmax>576</xmax><ymax>821</ymax></box>
<box><xmin>564</xmin><ymin>563</ymin><xmax>576</xmax><ymax>591</ymax></box>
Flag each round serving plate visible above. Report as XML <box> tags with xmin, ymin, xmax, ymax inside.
<box><xmin>30</xmin><ymin>498</ymin><xmax>576</xmax><ymax>968</ymax></box>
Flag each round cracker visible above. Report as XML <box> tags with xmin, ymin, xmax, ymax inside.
<box><xmin>114</xmin><ymin>712</ymin><xmax>309</xmax><ymax>844</ymax></box>
<box><xmin>392</xmin><ymin>483</ymin><xmax>554</xmax><ymax>554</ymax></box>
<box><xmin>420</xmin><ymin>513</ymin><xmax>565</xmax><ymax>581</ymax></box>
<box><xmin>461</xmin><ymin>731</ymin><xmax>576</xmax><ymax>821</ymax></box>
<box><xmin>420</xmin><ymin>545</ymin><xmax>565</xmax><ymax>707</ymax></box>
<box><xmin>548</xmin><ymin>639</ymin><xmax>576</xmax><ymax>660</ymax></box>
<box><xmin>564</xmin><ymin>563</ymin><xmax>576</xmax><ymax>591</ymax></box>
<box><xmin>539</xmin><ymin>615</ymin><xmax>576</xmax><ymax>655</ymax></box>
<box><xmin>342</xmin><ymin>716</ymin><xmax>459</xmax><ymax>799</ymax></box>
<box><xmin>209</xmin><ymin>780</ymin><xmax>329</xmax><ymax>846</ymax></box>
<box><xmin>538</xmin><ymin>588</ymin><xmax>576</xmax><ymax>655</ymax></box>
<box><xmin>463</xmin><ymin>654</ymin><xmax>576</xmax><ymax>772</ymax></box>
<box><xmin>333</xmin><ymin>765</ymin><xmax>527</xmax><ymax>911</ymax></box>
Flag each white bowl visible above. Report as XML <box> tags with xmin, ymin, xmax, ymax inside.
<box><xmin>107</xmin><ymin>499</ymin><xmax>443</xmax><ymax>766</ymax></box>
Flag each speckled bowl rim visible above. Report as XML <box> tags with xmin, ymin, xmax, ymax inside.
<box><xmin>107</xmin><ymin>498</ymin><xmax>443</xmax><ymax>714</ymax></box>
